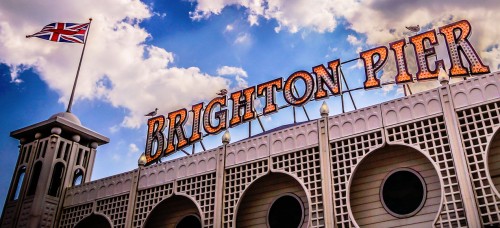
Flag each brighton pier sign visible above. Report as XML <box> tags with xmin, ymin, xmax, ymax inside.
<box><xmin>144</xmin><ymin>20</ymin><xmax>490</xmax><ymax>166</ymax></box>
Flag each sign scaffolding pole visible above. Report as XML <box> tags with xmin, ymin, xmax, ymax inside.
<box><xmin>67</xmin><ymin>18</ymin><xmax>93</xmax><ymax>113</ymax></box>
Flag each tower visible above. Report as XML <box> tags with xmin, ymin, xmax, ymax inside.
<box><xmin>1</xmin><ymin>112</ymin><xmax>109</xmax><ymax>228</ymax></box>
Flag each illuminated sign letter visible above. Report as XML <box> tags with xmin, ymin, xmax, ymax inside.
<box><xmin>229</xmin><ymin>87</ymin><xmax>256</xmax><ymax>127</ymax></box>
<box><xmin>139</xmin><ymin>20</ymin><xmax>493</xmax><ymax>166</ymax></box>
<box><xmin>410</xmin><ymin>30</ymin><xmax>445</xmax><ymax>80</ymax></box>
<box><xmin>165</xmin><ymin>109</ymin><xmax>189</xmax><ymax>155</ymax></box>
<box><xmin>144</xmin><ymin>116</ymin><xmax>165</xmax><ymax>165</ymax></box>
<box><xmin>313</xmin><ymin>59</ymin><xmax>341</xmax><ymax>100</ymax></box>
<box><xmin>257</xmin><ymin>78</ymin><xmax>283</xmax><ymax>115</ymax></box>
<box><xmin>360</xmin><ymin>46</ymin><xmax>388</xmax><ymax>89</ymax></box>
<box><xmin>203</xmin><ymin>96</ymin><xmax>227</xmax><ymax>135</ymax></box>
<box><xmin>390</xmin><ymin>39</ymin><xmax>413</xmax><ymax>83</ymax></box>
<box><xmin>189</xmin><ymin>103</ymin><xmax>204</xmax><ymax>143</ymax></box>
<box><xmin>284</xmin><ymin>71</ymin><xmax>315</xmax><ymax>106</ymax></box>
<box><xmin>439</xmin><ymin>20</ymin><xmax>490</xmax><ymax>76</ymax></box>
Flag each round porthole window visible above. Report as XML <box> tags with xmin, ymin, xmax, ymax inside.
<box><xmin>381</xmin><ymin>168</ymin><xmax>426</xmax><ymax>218</ymax></box>
<box><xmin>268</xmin><ymin>194</ymin><xmax>304</xmax><ymax>228</ymax></box>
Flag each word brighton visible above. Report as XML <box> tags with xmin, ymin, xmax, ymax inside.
<box><xmin>144</xmin><ymin>20</ymin><xmax>489</xmax><ymax>165</ymax></box>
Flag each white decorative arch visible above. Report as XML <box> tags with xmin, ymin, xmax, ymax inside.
<box><xmin>483</xmin><ymin>124</ymin><xmax>500</xmax><ymax>199</ymax></box>
<box><xmin>232</xmin><ymin>170</ymin><xmax>313</xmax><ymax>228</ymax></box>
<box><xmin>142</xmin><ymin>192</ymin><xmax>204</xmax><ymax>228</ymax></box>
<box><xmin>345</xmin><ymin>142</ymin><xmax>444</xmax><ymax>228</ymax></box>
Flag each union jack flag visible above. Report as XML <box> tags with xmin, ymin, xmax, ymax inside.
<box><xmin>26</xmin><ymin>22</ymin><xmax>89</xmax><ymax>44</ymax></box>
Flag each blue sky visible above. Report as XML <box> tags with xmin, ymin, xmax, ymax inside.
<box><xmin>1</xmin><ymin>0</ymin><xmax>500</xmax><ymax>213</ymax></box>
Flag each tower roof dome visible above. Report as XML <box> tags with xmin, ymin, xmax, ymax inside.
<box><xmin>49</xmin><ymin>112</ymin><xmax>82</xmax><ymax>125</ymax></box>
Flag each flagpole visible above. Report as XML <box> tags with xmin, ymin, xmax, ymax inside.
<box><xmin>66</xmin><ymin>18</ymin><xmax>92</xmax><ymax>113</ymax></box>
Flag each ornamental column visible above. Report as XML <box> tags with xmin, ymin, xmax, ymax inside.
<box><xmin>318</xmin><ymin>102</ymin><xmax>336</xmax><ymax>227</ymax></box>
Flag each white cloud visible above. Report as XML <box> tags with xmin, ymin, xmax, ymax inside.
<box><xmin>111</xmin><ymin>153</ymin><xmax>121</xmax><ymax>161</ymax></box>
<box><xmin>153</xmin><ymin>12</ymin><xmax>167</xmax><ymax>18</ymax></box>
<box><xmin>190</xmin><ymin>0</ymin><xmax>339</xmax><ymax>33</ymax></box>
<box><xmin>248</xmin><ymin>14</ymin><xmax>259</xmax><ymax>26</ymax></box>
<box><xmin>225</xmin><ymin>24</ymin><xmax>234</xmax><ymax>32</ymax></box>
<box><xmin>0</xmin><ymin>0</ymin><xmax>246</xmax><ymax>129</ymax></box>
<box><xmin>217</xmin><ymin>66</ymin><xmax>248</xmax><ymax>78</ymax></box>
<box><xmin>349</xmin><ymin>59</ymin><xmax>364</xmax><ymax>70</ymax></box>
<box><xmin>325</xmin><ymin>47</ymin><xmax>338</xmax><ymax>58</ymax></box>
<box><xmin>336</xmin><ymin>1</ymin><xmax>500</xmax><ymax>93</ymax></box>
<box><xmin>217</xmin><ymin>66</ymin><xmax>248</xmax><ymax>89</ymax></box>
<box><xmin>355</xmin><ymin>46</ymin><xmax>363</xmax><ymax>54</ymax></box>
<box><xmin>109</xmin><ymin>125</ymin><xmax>120</xmax><ymax>133</ymax></box>
<box><xmin>347</xmin><ymin>35</ymin><xmax>361</xmax><ymax>46</ymax></box>
<box><xmin>190</xmin><ymin>0</ymin><xmax>500</xmax><ymax>93</ymax></box>
<box><xmin>129</xmin><ymin>143</ymin><xmax>139</xmax><ymax>152</ymax></box>
<box><xmin>127</xmin><ymin>143</ymin><xmax>140</xmax><ymax>157</ymax></box>
<box><xmin>234</xmin><ymin>32</ymin><xmax>251</xmax><ymax>45</ymax></box>
<box><xmin>8</xmin><ymin>65</ymin><xmax>26</xmax><ymax>84</ymax></box>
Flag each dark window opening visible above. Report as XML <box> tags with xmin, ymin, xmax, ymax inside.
<box><xmin>25</xmin><ymin>145</ymin><xmax>32</xmax><ymax>163</ymax></box>
<box><xmin>48</xmin><ymin>162</ymin><xmax>65</xmax><ymax>197</ymax></box>
<box><xmin>64</xmin><ymin>144</ymin><xmax>71</xmax><ymax>161</ymax></box>
<box><xmin>36</xmin><ymin>141</ymin><xmax>43</xmax><ymax>158</ymax></box>
<box><xmin>83</xmin><ymin>151</ymin><xmax>89</xmax><ymax>167</ymax></box>
<box><xmin>381</xmin><ymin>169</ymin><xmax>426</xmax><ymax>217</ymax></box>
<box><xmin>27</xmin><ymin>161</ymin><xmax>43</xmax><ymax>196</ymax></box>
<box><xmin>57</xmin><ymin>142</ymin><xmax>64</xmax><ymax>159</ymax></box>
<box><xmin>268</xmin><ymin>194</ymin><xmax>304</xmax><ymax>228</ymax></box>
<box><xmin>19</xmin><ymin>146</ymin><xmax>27</xmax><ymax>165</ymax></box>
<box><xmin>42</xmin><ymin>141</ymin><xmax>48</xmax><ymax>158</ymax></box>
<box><xmin>76</xmin><ymin>149</ymin><xmax>83</xmax><ymax>165</ymax></box>
<box><xmin>12</xmin><ymin>167</ymin><xmax>26</xmax><ymax>200</ymax></box>
<box><xmin>176</xmin><ymin>215</ymin><xmax>201</xmax><ymax>228</ymax></box>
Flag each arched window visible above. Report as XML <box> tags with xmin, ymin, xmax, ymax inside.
<box><xmin>27</xmin><ymin>161</ymin><xmax>43</xmax><ymax>196</ymax></box>
<box><xmin>48</xmin><ymin>162</ymin><xmax>65</xmax><ymax>197</ymax></box>
<box><xmin>12</xmin><ymin>166</ymin><xmax>26</xmax><ymax>200</ymax></box>
<box><xmin>73</xmin><ymin>169</ymin><xmax>84</xmax><ymax>186</ymax></box>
